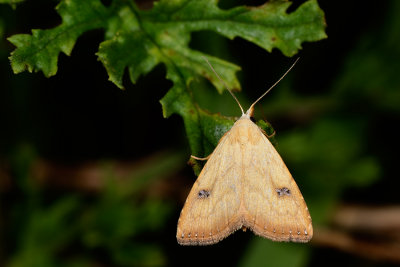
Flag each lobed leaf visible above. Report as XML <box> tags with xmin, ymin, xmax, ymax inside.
<box><xmin>8</xmin><ymin>0</ymin><xmax>326</xmax><ymax>162</ymax></box>
<box><xmin>8</xmin><ymin>0</ymin><xmax>110</xmax><ymax>77</ymax></box>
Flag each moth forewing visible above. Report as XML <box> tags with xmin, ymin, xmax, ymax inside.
<box><xmin>177</xmin><ymin>115</ymin><xmax>312</xmax><ymax>245</ymax></box>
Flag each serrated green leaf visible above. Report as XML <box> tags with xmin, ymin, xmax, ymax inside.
<box><xmin>146</xmin><ymin>0</ymin><xmax>326</xmax><ymax>56</ymax></box>
<box><xmin>8</xmin><ymin>0</ymin><xmax>110</xmax><ymax>77</ymax></box>
<box><xmin>101</xmin><ymin>0</ymin><xmax>326</xmax><ymax>159</ymax></box>
<box><xmin>8</xmin><ymin>0</ymin><xmax>326</xmax><ymax>165</ymax></box>
<box><xmin>97</xmin><ymin>31</ymin><xmax>159</xmax><ymax>89</ymax></box>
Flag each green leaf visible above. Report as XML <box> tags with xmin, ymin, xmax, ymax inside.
<box><xmin>8</xmin><ymin>0</ymin><xmax>326</xmax><ymax>161</ymax></box>
<box><xmin>8</xmin><ymin>0</ymin><xmax>110</xmax><ymax>76</ymax></box>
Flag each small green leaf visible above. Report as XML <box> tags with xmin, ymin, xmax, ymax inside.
<box><xmin>8</xmin><ymin>0</ymin><xmax>110</xmax><ymax>77</ymax></box>
<box><xmin>97</xmin><ymin>31</ymin><xmax>159</xmax><ymax>89</ymax></box>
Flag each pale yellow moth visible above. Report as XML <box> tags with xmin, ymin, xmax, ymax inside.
<box><xmin>177</xmin><ymin>58</ymin><xmax>312</xmax><ymax>245</ymax></box>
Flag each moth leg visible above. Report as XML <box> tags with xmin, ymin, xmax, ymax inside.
<box><xmin>259</xmin><ymin>128</ymin><xmax>276</xmax><ymax>139</ymax></box>
<box><xmin>266</xmin><ymin>130</ymin><xmax>276</xmax><ymax>138</ymax></box>
<box><xmin>190</xmin><ymin>154</ymin><xmax>211</xmax><ymax>161</ymax></box>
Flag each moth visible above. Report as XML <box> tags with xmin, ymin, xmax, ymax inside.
<box><xmin>177</xmin><ymin>58</ymin><xmax>312</xmax><ymax>245</ymax></box>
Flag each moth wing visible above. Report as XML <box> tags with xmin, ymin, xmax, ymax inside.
<box><xmin>177</xmin><ymin>128</ymin><xmax>243</xmax><ymax>245</ymax></box>
<box><xmin>242</xmin><ymin>120</ymin><xmax>313</xmax><ymax>242</ymax></box>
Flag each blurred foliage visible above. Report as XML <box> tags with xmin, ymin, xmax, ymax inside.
<box><xmin>1</xmin><ymin>0</ymin><xmax>400</xmax><ymax>267</ymax></box>
<box><xmin>0</xmin><ymin>0</ymin><xmax>24</xmax><ymax>8</ymax></box>
<box><xmin>3</xmin><ymin>146</ymin><xmax>183</xmax><ymax>266</ymax></box>
<box><xmin>240</xmin><ymin>239</ymin><xmax>309</xmax><ymax>267</ymax></box>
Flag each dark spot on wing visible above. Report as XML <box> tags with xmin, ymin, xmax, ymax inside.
<box><xmin>276</xmin><ymin>187</ymin><xmax>291</xmax><ymax>197</ymax></box>
<box><xmin>198</xmin><ymin>189</ymin><xmax>210</xmax><ymax>199</ymax></box>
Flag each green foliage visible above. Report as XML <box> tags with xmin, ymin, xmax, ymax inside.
<box><xmin>277</xmin><ymin>117</ymin><xmax>380</xmax><ymax>224</ymax></box>
<box><xmin>0</xmin><ymin>0</ymin><xmax>24</xmax><ymax>3</ymax></box>
<box><xmin>5</xmin><ymin>147</ymin><xmax>184</xmax><ymax>267</ymax></box>
<box><xmin>8</xmin><ymin>0</ymin><xmax>111</xmax><ymax>76</ymax></box>
<box><xmin>332</xmin><ymin>1</ymin><xmax>400</xmax><ymax>112</ymax></box>
<box><xmin>0</xmin><ymin>0</ymin><xmax>24</xmax><ymax>8</ymax></box>
<box><xmin>8</xmin><ymin>197</ymin><xmax>80</xmax><ymax>267</ymax></box>
<box><xmin>240</xmin><ymin>239</ymin><xmax>309</xmax><ymax>267</ymax></box>
<box><xmin>8</xmin><ymin>0</ymin><xmax>327</xmax><ymax>163</ymax></box>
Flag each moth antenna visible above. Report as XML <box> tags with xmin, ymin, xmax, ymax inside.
<box><xmin>202</xmin><ymin>56</ymin><xmax>245</xmax><ymax>115</ymax></box>
<box><xmin>247</xmin><ymin>58</ymin><xmax>300</xmax><ymax>116</ymax></box>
